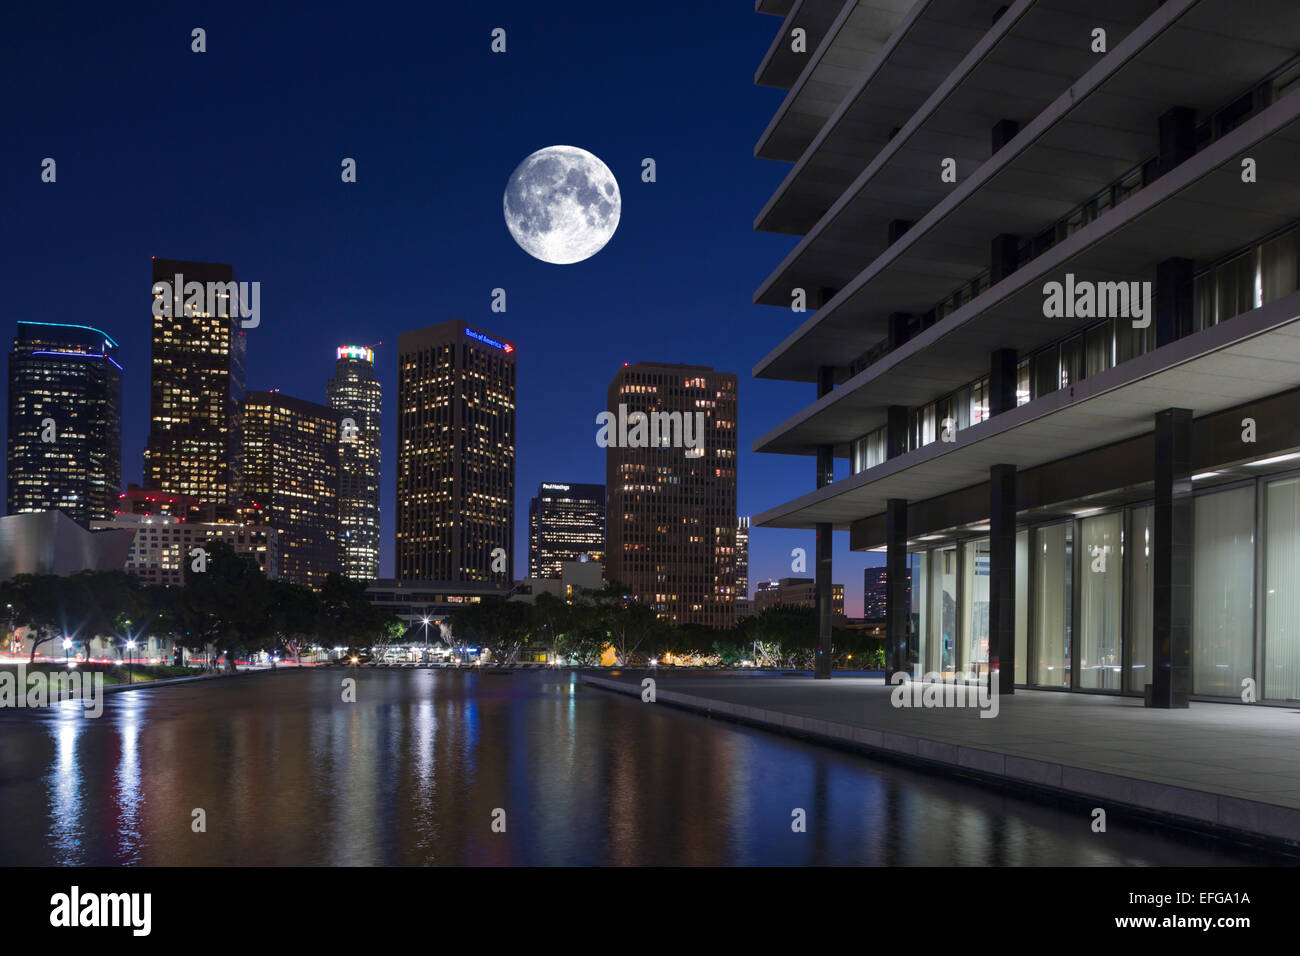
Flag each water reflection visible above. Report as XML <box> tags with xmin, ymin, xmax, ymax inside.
<box><xmin>0</xmin><ymin>670</ymin><xmax>1287</xmax><ymax>866</ymax></box>
<box><xmin>112</xmin><ymin>695</ymin><xmax>142</xmax><ymax>863</ymax></box>
<box><xmin>47</xmin><ymin>705</ymin><xmax>85</xmax><ymax>865</ymax></box>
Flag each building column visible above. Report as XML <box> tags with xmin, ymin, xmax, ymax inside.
<box><xmin>887</xmin><ymin>219</ymin><xmax>912</xmax><ymax>244</ymax></box>
<box><xmin>1155</xmin><ymin>257</ymin><xmax>1194</xmax><ymax>347</ymax></box>
<box><xmin>989</xmin><ymin>348</ymin><xmax>1017</xmax><ymax>416</ymax></box>
<box><xmin>886</xmin><ymin>405</ymin><xmax>908</xmax><ymax>459</ymax></box>
<box><xmin>988</xmin><ymin>464</ymin><xmax>1016</xmax><ymax>696</ymax></box>
<box><xmin>813</xmin><ymin>367</ymin><xmax>835</xmax><ymax>678</ymax></box>
<box><xmin>990</xmin><ymin>234</ymin><xmax>1020</xmax><ymax>283</ymax></box>
<box><xmin>991</xmin><ymin>118</ymin><xmax>1019</xmax><ymax>154</ymax></box>
<box><xmin>1157</xmin><ymin>107</ymin><xmax>1196</xmax><ymax>178</ymax></box>
<box><xmin>1152</xmin><ymin>408</ymin><xmax>1193</xmax><ymax>708</ymax></box>
<box><xmin>814</xmin><ymin>521</ymin><xmax>833</xmax><ymax>679</ymax></box>
<box><xmin>884</xmin><ymin>499</ymin><xmax>909</xmax><ymax>682</ymax></box>
<box><xmin>887</xmin><ymin>313</ymin><xmax>911</xmax><ymax>351</ymax></box>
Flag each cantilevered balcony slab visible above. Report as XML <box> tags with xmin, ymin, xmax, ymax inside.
<box><xmin>753</xmin><ymin>93</ymin><xmax>1300</xmax><ymax>456</ymax></box>
<box><xmin>754</xmin><ymin>0</ymin><xmax>1167</xmax><ymax>288</ymax></box>
<box><xmin>757</xmin><ymin>0</ymin><xmax>990</xmax><ymax>233</ymax></box>
<box><xmin>754</xmin><ymin>286</ymin><xmax>1300</xmax><ymax>531</ymax></box>
<box><xmin>752</xmin><ymin>0</ymin><xmax>1300</xmax><ymax>329</ymax></box>
<box><xmin>757</xmin><ymin>0</ymin><xmax>1143</xmax><ymax>234</ymax></box>
<box><xmin>756</xmin><ymin>0</ymin><xmax>851</xmax><ymax>93</ymax></box>
<box><xmin>756</xmin><ymin>0</ymin><xmax>918</xmax><ymax>161</ymax></box>
<box><xmin>753</xmin><ymin>17</ymin><xmax>1300</xmax><ymax>386</ymax></box>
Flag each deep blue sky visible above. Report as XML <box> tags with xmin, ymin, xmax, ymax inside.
<box><xmin>2</xmin><ymin>0</ymin><xmax>884</xmax><ymax>614</ymax></box>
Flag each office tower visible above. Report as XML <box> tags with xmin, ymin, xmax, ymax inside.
<box><xmin>396</xmin><ymin>321</ymin><xmax>515</xmax><ymax>583</ymax></box>
<box><xmin>92</xmin><ymin>487</ymin><xmax>280</xmax><ymax>586</ymax></box>
<box><xmin>736</xmin><ymin>515</ymin><xmax>750</xmax><ymax>596</ymax></box>
<box><xmin>605</xmin><ymin>362</ymin><xmax>738</xmax><ymax>627</ymax></box>
<box><xmin>527</xmin><ymin>482</ymin><xmax>606</xmax><ymax>579</ymax></box>
<box><xmin>144</xmin><ymin>257</ymin><xmax>247</xmax><ymax>503</ymax></box>
<box><xmin>753</xmin><ymin>578</ymin><xmax>844</xmax><ymax>617</ymax></box>
<box><xmin>751</xmin><ymin>2</ymin><xmax>1300</xmax><ymax>701</ymax></box>
<box><xmin>327</xmin><ymin>345</ymin><xmax>382</xmax><ymax>581</ymax></box>
<box><xmin>7</xmin><ymin>321</ymin><xmax>121</xmax><ymax>525</ymax></box>
<box><xmin>863</xmin><ymin>567</ymin><xmax>888</xmax><ymax>620</ymax></box>
<box><xmin>735</xmin><ymin>516</ymin><xmax>752</xmax><ymax>618</ymax></box>
<box><xmin>242</xmin><ymin>390</ymin><xmax>341</xmax><ymax>588</ymax></box>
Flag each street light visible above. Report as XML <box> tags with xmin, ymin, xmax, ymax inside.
<box><xmin>125</xmin><ymin>639</ymin><xmax>137</xmax><ymax>685</ymax></box>
<box><xmin>421</xmin><ymin>616</ymin><xmax>431</xmax><ymax>661</ymax></box>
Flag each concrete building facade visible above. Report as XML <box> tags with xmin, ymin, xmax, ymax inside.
<box><xmin>752</xmin><ymin>0</ymin><xmax>1300</xmax><ymax>703</ymax></box>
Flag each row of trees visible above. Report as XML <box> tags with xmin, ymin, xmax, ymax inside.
<box><xmin>0</xmin><ymin>542</ymin><xmax>402</xmax><ymax>667</ymax></box>
<box><xmin>0</xmin><ymin>551</ymin><xmax>882</xmax><ymax>671</ymax></box>
<box><xmin>448</xmin><ymin>585</ymin><xmax>885</xmax><ymax>669</ymax></box>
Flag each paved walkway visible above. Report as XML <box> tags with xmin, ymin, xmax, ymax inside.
<box><xmin>583</xmin><ymin>671</ymin><xmax>1300</xmax><ymax>847</ymax></box>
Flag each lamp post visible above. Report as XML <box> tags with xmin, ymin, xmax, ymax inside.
<box><xmin>421</xmin><ymin>616</ymin><xmax>431</xmax><ymax>661</ymax></box>
<box><xmin>63</xmin><ymin>637</ymin><xmax>71</xmax><ymax>667</ymax></box>
<box><xmin>125</xmin><ymin>639</ymin><xmax>136</xmax><ymax>685</ymax></box>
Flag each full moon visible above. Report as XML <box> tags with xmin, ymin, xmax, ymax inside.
<box><xmin>503</xmin><ymin>146</ymin><xmax>621</xmax><ymax>264</ymax></box>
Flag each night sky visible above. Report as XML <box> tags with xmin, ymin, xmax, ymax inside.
<box><xmin>2</xmin><ymin>0</ymin><xmax>884</xmax><ymax>614</ymax></box>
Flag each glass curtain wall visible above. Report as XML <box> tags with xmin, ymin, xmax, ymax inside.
<box><xmin>1079</xmin><ymin>512</ymin><xmax>1123</xmax><ymax>689</ymax></box>
<box><xmin>911</xmin><ymin>552</ymin><xmax>928</xmax><ymax>675</ymax></box>
<box><xmin>929</xmin><ymin>546</ymin><xmax>957</xmax><ymax>674</ymax></box>
<box><xmin>1126</xmin><ymin>505</ymin><xmax>1154</xmax><ymax>693</ymax></box>
<box><xmin>1192</xmin><ymin>486</ymin><xmax>1256</xmax><ymax>697</ymax></box>
<box><xmin>961</xmin><ymin>539</ymin><xmax>990</xmax><ymax>678</ymax></box>
<box><xmin>1015</xmin><ymin>530</ymin><xmax>1028</xmax><ymax>684</ymax></box>
<box><xmin>1264</xmin><ymin>476</ymin><xmax>1300</xmax><ymax>700</ymax></box>
<box><xmin>1033</xmin><ymin>523</ymin><xmax>1072</xmax><ymax>687</ymax></box>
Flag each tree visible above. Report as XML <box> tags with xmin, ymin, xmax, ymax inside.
<box><xmin>746</xmin><ymin>605</ymin><xmax>817</xmax><ymax>668</ymax></box>
<box><xmin>76</xmin><ymin>570</ymin><xmax>150</xmax><ymax>660</ymax></box>
<box><xmin>1</xmin><ymin>574</ymin><xmax>79</xmax><ymax>662</ymax></box>
<box><xmin>178</xmin><ymin>541</ymin><xmax>272</xmax><ymax>670</ymax></box>
<box><xmin>319</xmin><ymin>574</ymin><xmax>394</xmax><ymax>652</ymax></box>
<box><xmin>531</xmin><ymin>592</ymin><xmax>572</xmax><ymax>662</ymax></box>
<box><xmin>560</xmin><ymin>605</ymin><xmax>608</xmax><ymax>666</ymax></box>
<box><xmin>448</xmin><ymin>598</ymin><xmax>532</xmax><ymax>666</ymax></box>
<box><xmin>267</xmin><ymin>580</ymin><xmax>321</xmax><ymax>663</ymax></box>
<box><xmin>602</xmin><ymin>598</ymin><xmax>662</xmax><ymax>666</ymax></box>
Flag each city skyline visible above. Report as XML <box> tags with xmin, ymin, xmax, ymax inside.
<box><xmin>0</xmin><ymin>290</ymin><xmax>888</xmax><ymax>608</ymax></box>
<box><xmin>3</xmin><ymin>0</ymin><xmax>1300</xmax><ymax>887</ymax></box>
<box><xmin>0</xmin><ymin>2</ymin><xmax>890</xmax><ymax>616</ymax></box>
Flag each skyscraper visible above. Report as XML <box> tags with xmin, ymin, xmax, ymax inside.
<box><xmin>528</xmin><ymin>482</ymin><xmax>605</xmax><ymax>579</ymax></box>
<box><xmin>327</xmin><ymin>345</ymin><xmax>382</xmax><ymax>582</ymax></box>
<box><xmin>242</xmin><ymin>390</ymin><xmax>341</xmax><ymax>588</ymax></box>
<box><xmin>6</xmin><ymin>321</ymin><xmax>121</xmax><ymax>525</ymax></box>
<box><xmin>863</xmin><ymin>567</ymin><xmax>888</xmax><ymax>620</ymax></box>
<box><xmin>144</xmin><ymin>257</ymin><xmax>247</xmax><ymax>503</ymax></box>
<box><xmin>736</xmin><ymin>516</ymin><xmax>751</xmax><ymax>618</ymax></box>
<box><xmin>396</xmin><ymin>321</ymin><xmax>515</xmax><ymax>584</ymax></box>
<box><xmin>605</xmin><ymin>362</ymin><xmax>738</xmax><ymax>628</ymax></box>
